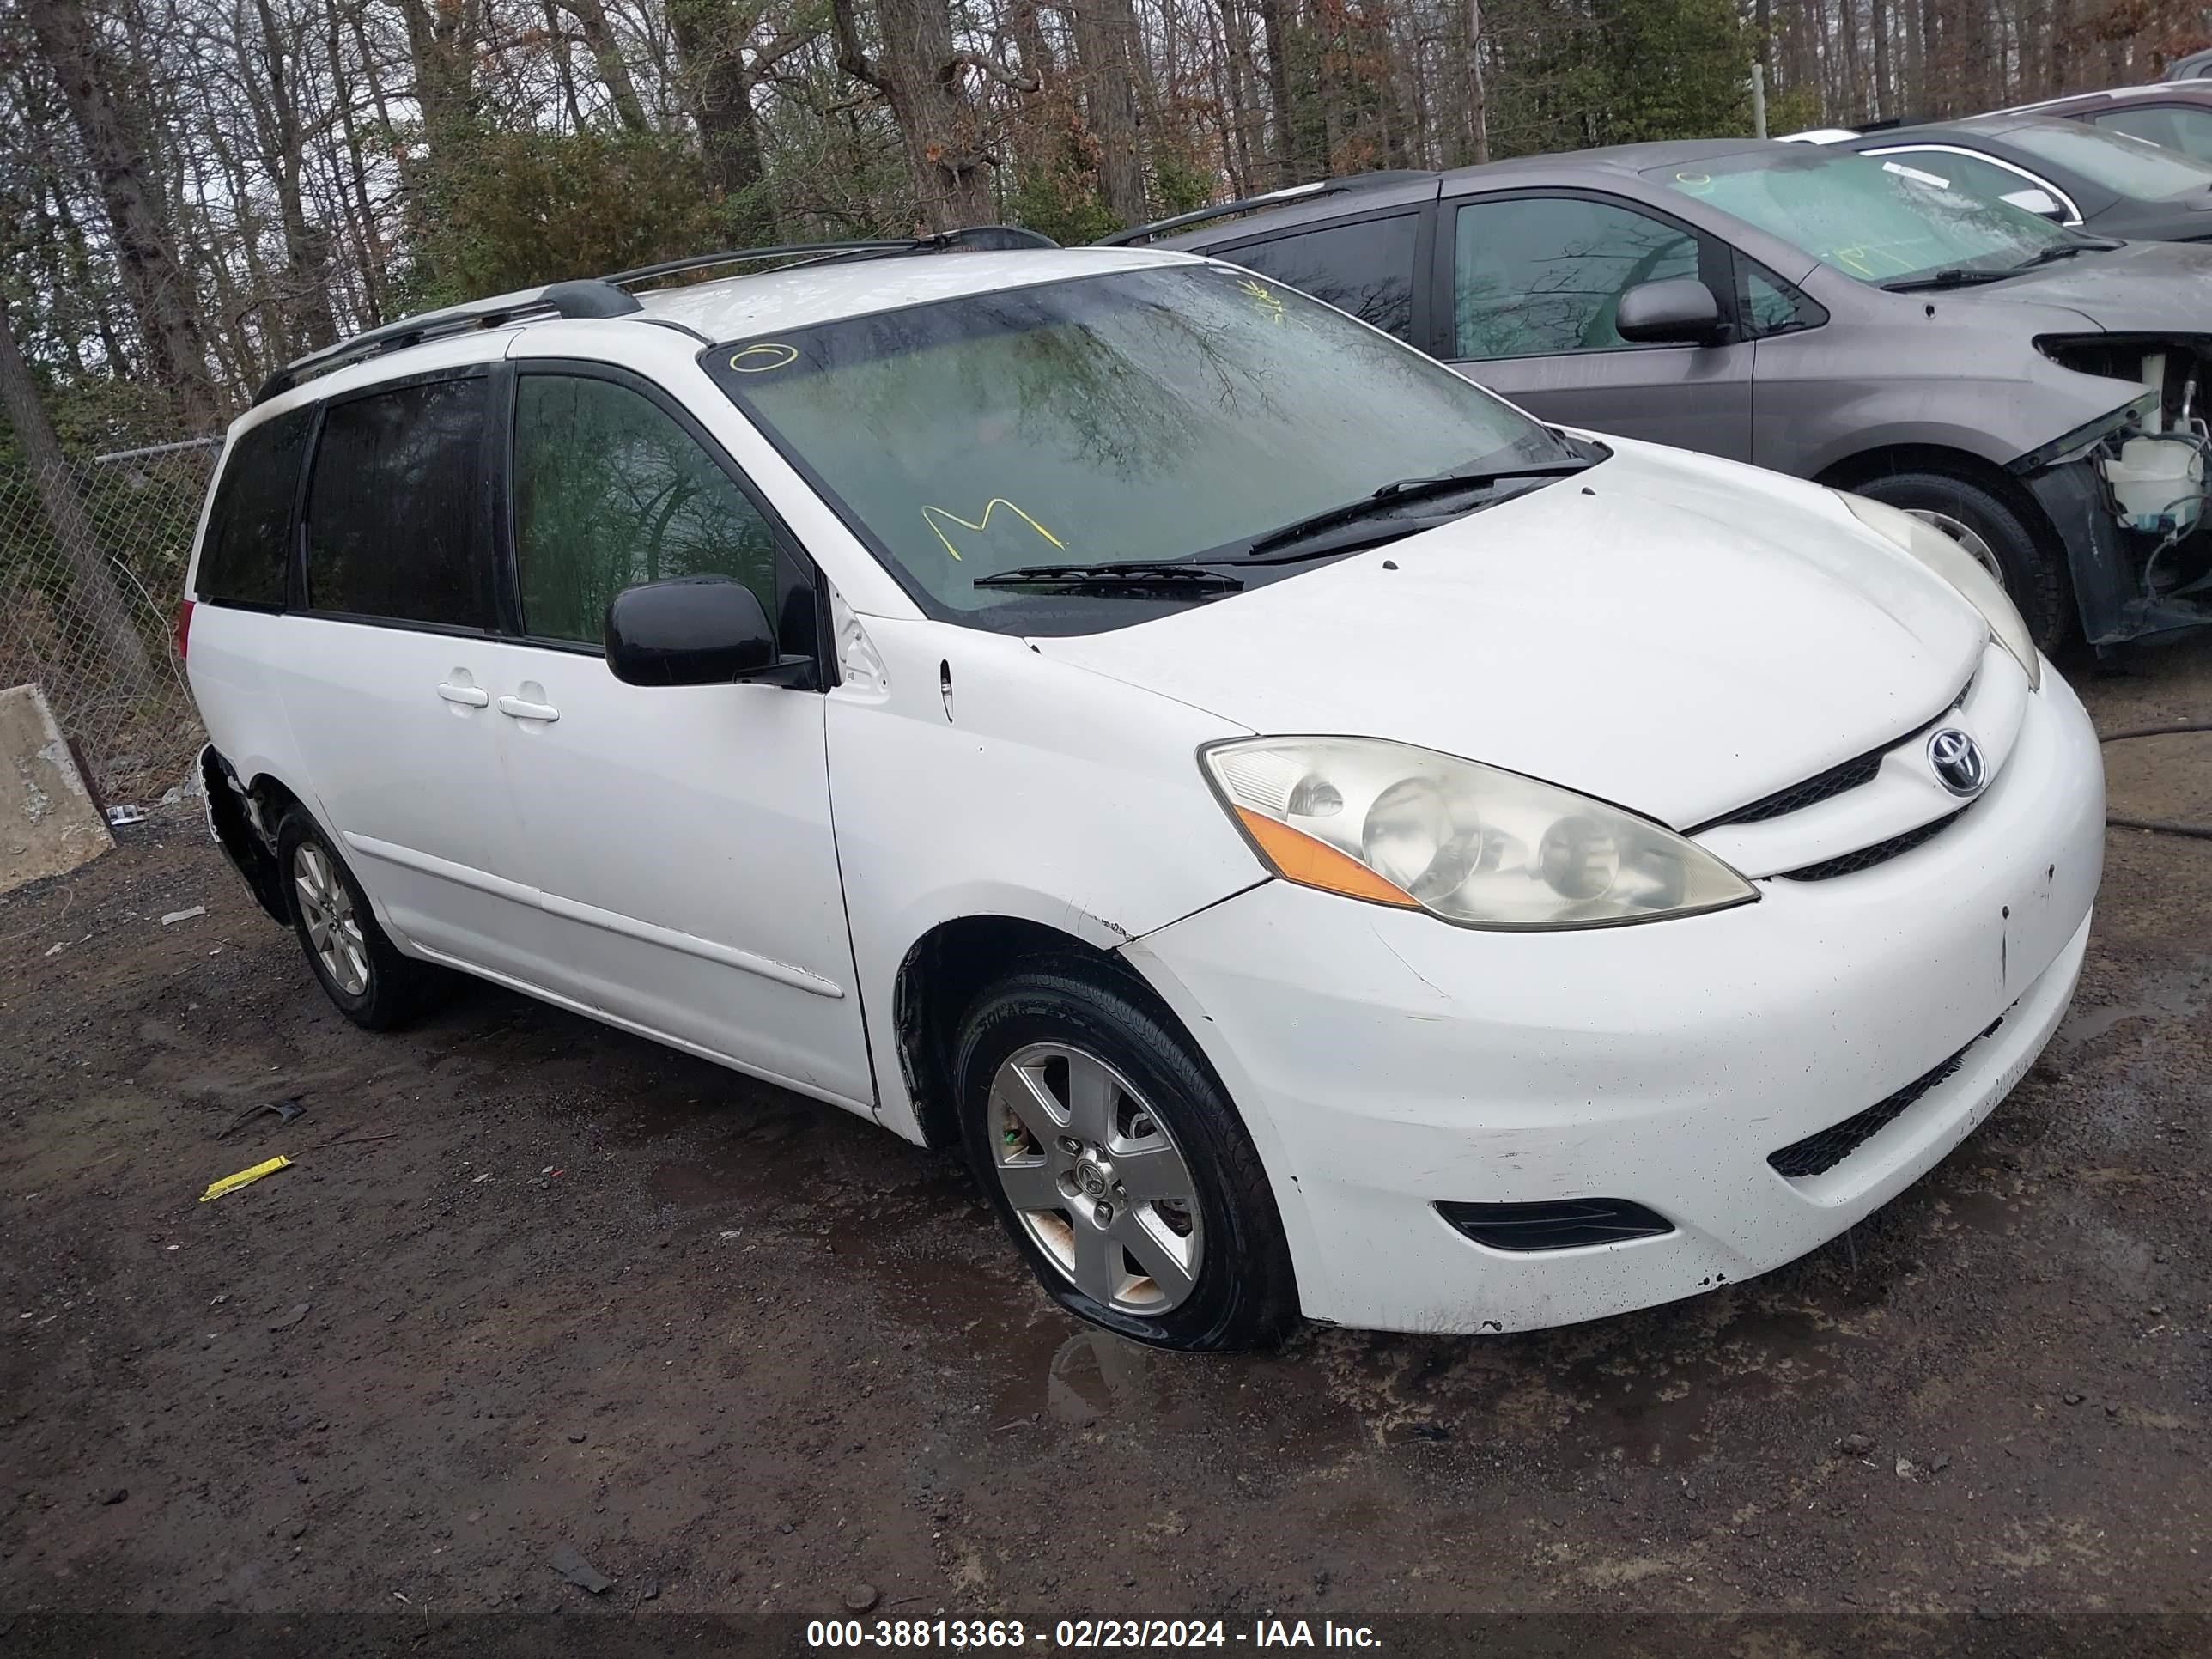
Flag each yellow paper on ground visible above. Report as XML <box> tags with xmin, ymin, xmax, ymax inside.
<box><xmin>200</xmin><ymin>1155</ymin><xmax>292</xmax><ymax>1202</ymax></box>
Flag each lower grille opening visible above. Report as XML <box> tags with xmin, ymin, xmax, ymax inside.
<box><xmin>1776</xmin><ymin>810</ymin><xmax>1964</xmax><ymax>882</ymax></box>
<box><xmin>1767</xmin><ymin>1013</ymin><xmax>2006</xmax><ymax>1180</ymax></box>
<box><xmin>1437</xmin><ymin>1197</ymin><xmax>1675</xmax><ymax>1252</ymax></box>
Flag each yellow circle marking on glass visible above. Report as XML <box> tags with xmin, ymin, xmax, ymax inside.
<box><xmin>729</xmin><ymin>343</ymin><xmax>799</xmax><ymax>373</ymax></box>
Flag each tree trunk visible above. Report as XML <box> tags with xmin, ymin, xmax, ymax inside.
<box><xmin>556</xmin><ymin>0</ymin><xmax>653</xmax><ymax>131</ymax></box>
<box><xmin>1255</xmin><ymin>0</ymin><xmax>1299</xmax><ymax>182</ymax></box>
<box><xmin>22</xmin><ymin>0</ymin><xmax>220</xmax><ymax>432</ymax></box>
<box><xmin>250</xmin><ymin>0</ymin><xmax>339</xmax><ymax>353</ymax></box>
<box><xmin>832</xmin><ymin>0</ymin><xmax>1002</xmax><ymax>230</ymax></box>
<box><xmin>1071</xmin><ymin>0</ymin><xmax>1147</xmax><ymax>226</ymax></box>
<box><xmin>669</xmin><ymin>0</ymin><xmax>776</xmax><ymax>240</ymax></box>
<box><xmin>1466</xmin><ymin>0</ymin><xmax>1488</xmax><ymax>163</ymax></box>
<box><xmin>0</xmin><ymin>294</ymin><xmax>158</xmax><ymax>689</ymax></box>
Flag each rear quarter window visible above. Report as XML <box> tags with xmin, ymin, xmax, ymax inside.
<box><xmin>197</xmin><ymin>410</ymin><xmax>311</xmax><ymax>606</ymax></box>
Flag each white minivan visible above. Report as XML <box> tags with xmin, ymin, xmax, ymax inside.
<box><xmin>184</xmin><ymin>235</ymin><xmax>2105</xmax><ymax>1350</ymax></box>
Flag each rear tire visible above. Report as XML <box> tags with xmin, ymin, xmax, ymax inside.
<box><xmin>275</xmin><ymin>806</ymin><xmax>442</xmax><ymax>1030</ymax></box>
<box><xmin>954</xmin><ymin>957</ymin><xmax>1299</xmax><ymax>1352</ymax></box>
<box><xmin>1853</xmin><ymin>469</ymin><xmax>2071</xmax><ymax>653</ymax></box>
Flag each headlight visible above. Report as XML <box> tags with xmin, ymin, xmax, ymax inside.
<box><xmin>1200</xmin><ymin>737</ymin><xmax>1758</xmax><ymax>930</ymax></box>
<box><xmin>1835</xmin><ymin>491</ymin><xmax>2041</xmax><ymax>690</ymax></box>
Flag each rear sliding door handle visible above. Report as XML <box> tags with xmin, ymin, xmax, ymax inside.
<box><xmin>436</xmin><ymin>682</ymin><xmax>489</xmax><ymax>707</ymax></box>
<box><xmin>496</xmin><ymin>696</ymin><xmax>561</xmax><ymax>723</ymax></box>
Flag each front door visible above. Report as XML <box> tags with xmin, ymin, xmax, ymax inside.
<box><xmin>1441</xmin><ymin>191</ymin><xmax>1756</xmax><ymax>459</ymax></box>
<box><xmin>482</xmin><ymin>363</ymin><xmax>873</xmax><ymax>1110</ymax></box>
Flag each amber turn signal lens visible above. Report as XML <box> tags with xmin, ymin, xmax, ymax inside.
<box><xmin>1233</xmin><ymin>807</ymin><xmax>1419</xmax><ymax>908</ymax></box>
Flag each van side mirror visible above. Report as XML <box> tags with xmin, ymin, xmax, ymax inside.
<box><xmin>2000</xmin><ymin>186</ymin><xmax>2067</xmax><ymax>222</ymax></box>
<box><xmin>605</xmin><ymin>576</ymin><xmax>814</xmax><ymax>688</ymax></box>
<box><xmin>1614</xmin><ymin>277</ymin><xmax>1726</xmax><ymax>346</ymax></box>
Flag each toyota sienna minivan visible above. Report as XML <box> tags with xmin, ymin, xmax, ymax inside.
<box><xmin>183</xmin><ymin>234</ymin><xmax>2105</xmax><ymax>1350</ymax></box>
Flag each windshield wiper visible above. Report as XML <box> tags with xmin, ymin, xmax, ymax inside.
<box><xmin>972</xmin><ymin>561</ymin><xmax>1244</xmax><ymax>593</ymax></box>
<box><xmin>1880</xmin><ymin>266</ymin><xmax>2016</xmax><ymax>292</ymax></box>
<box><xmin>2010</xmin><ymin>238</ymin><xmax>2124</xmax><ymax>269</ymax></box>
<box><xmin>1240</xmin><ymin>460</ymin><xmax>1593</xmax><ymax>560</ymax></box>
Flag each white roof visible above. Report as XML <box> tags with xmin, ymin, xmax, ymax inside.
<box><xmin>231</xmin><ymin>244</ymin><xmax>1200</xmax><ymax>436</ymax></box>
<box><xmin>633</xmin><ymin>246</ymin><xmax>1195</xmax><ymax>342</ymax></box>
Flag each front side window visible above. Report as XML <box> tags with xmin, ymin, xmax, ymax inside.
<box><xmin>198</xmin><ymin>408</ymin><xmax>311</xmax><ymax>606</ymax></box>
<box><xmin>1453</xmin><ymin>197</ymin><xmax>1701</xmax><ymax>360</ymax></box>
<box><xmin>2091</xmin><ymin>105</ymin><xmax>2212</xmax><ymax>162</ymax></box>
<box><xmin>705</xmin><ymin>266</ymin><xmax>1571</xmax><ymax>632</ymax></box>
<box><xmin>304</xmin><ymin>376</ymin><xmax>491</xmax><ymax>627</ymax></box>
<box><xmin>1223</xmin><ymin>215</ymin><xmax>1419</xmax><ymax>341</ymax></box>
<box><xmin>2002</xmin><ymin>118</ymin><xmax>2212</xmax><ymax>198</ymax></box>
<box><xmin>1654</xmin><ymin>148</ymin><xmax>2077</xmax><ymax>286</ymax></box>
<box><xmin>512</xmin><ymin>374</ymin><xmax>781</xmax><ymax>645</ymax></box>
<box><xmin>1738</xmin><ymin>262</ymin><xmax>1820</xmax><ymax>336</ymax></box>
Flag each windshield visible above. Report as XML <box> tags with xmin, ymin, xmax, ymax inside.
<box><xmin>2000</xmin><ymin>118</ymin><xmax>2212</xmax><ymax>199</ymax></box>
<box><xmin>1650</xmin><ymin>148</ymin><xmax>2075</xmax><ymax>284</ymax></box>
<box><xmin>705</xmin><ymin>264</ymin><xmax>1571</xmax><ymax>631</ymax></box>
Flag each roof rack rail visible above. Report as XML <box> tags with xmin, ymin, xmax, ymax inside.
<box><xmin>1096</xmin><ymin>172</ymin><xmax>1434</xmax><ymax>246</ymax></box>
<box><xmin>252</xmin><ymin>224</ymin><xmax>1060</xmax><ymax>406</ymax></box>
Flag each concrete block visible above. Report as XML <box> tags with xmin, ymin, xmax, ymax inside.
<box><xmin>3</xmin><ymin>683</ymin><xmax>114</xmax><ymax>893</ymax></box>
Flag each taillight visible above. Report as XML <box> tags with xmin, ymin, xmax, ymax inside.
<box><xmin>173</xmin><ymin>599</ymin><xmax>194</xmax><ymax>661</ymax></box>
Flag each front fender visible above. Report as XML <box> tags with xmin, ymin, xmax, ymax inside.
<box><xmin>826</xmin><ymin>616</ymin><xmax>1264</xmax><ymax>1141</ymax></box>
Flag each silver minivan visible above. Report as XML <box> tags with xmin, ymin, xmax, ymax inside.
<box><xmin>1121</xmin><ymin>138</ymin><xmax>2212</xmax><ymax>650</ymax></box>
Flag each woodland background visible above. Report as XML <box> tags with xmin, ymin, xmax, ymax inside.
<box><xmin>3</xmin><ymin>0</ymin><xmax>2210</xmax><ymax>452</ymax></box>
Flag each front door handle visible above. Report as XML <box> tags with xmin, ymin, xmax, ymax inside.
<box><xmin>497</xmin><ymin>696</ymin><xmax>560</xmax><ymax>723</ymax></box>
<box><xmin>436</xmin><ymin>681</ymin><xmax>489</xmax><ymax>708</ymax></box>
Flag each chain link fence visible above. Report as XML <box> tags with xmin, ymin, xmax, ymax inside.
<box><xmin>1</xmin><ymin>435</ymin><xmax>216</xmax><ymax>809</ymax></box>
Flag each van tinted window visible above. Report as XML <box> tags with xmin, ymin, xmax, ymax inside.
<box><xmin>304</xmin><ymin>376</ymin><xmax>491</xmax><ymax>628</ymax></box>
<box><xmin>198</xmin><ymin>410</ymin><xmax>310</xmax><ymax>606</ymax></box>
<box><xmin>1224</xmin><ymin>215</ymin><xmax>1418</xmax><ymax>340</ymax></box>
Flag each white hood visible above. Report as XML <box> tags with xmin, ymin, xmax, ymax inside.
<box><xmin>1035</xmin><ymin>440</ymin><xmax>1988</xmax><ymax>830</ymax></box>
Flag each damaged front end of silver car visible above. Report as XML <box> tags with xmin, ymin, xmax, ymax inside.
<box><xmin>2019</xmin><ymin>335</ymin><xmax>2212</xmax><ymax>646</ymax></box>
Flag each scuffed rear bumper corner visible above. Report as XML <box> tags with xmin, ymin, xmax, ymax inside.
<box><xmin>200</xmin><ymin>745</ymin><xmax>288</xmax><ymax>925</ymax></box>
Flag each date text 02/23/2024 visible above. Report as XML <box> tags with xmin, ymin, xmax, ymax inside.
<box><xmin>805</xmin><ymin>1620</ymin><xmax>1383</xmax><ymax>1650</ymax></box>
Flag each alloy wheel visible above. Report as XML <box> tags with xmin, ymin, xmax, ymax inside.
<box><xmin>293</xmin><ymin>842</ymin><xmax>370</xmax><ymax>997</ymax></box>
<box><xmin>987</xmin><ymin>1042</ymin><xmax>1203</xmax><ymax>1315</ymax></box>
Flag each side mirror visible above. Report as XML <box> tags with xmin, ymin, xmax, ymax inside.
<box><xmin>1613</xmin><ymin>277</ymin><xmax>1725</xmax><ymax>346</ymax></box>
<box><xmin>2000</xmin><ymin>186</ymin><xmax>2067</xmax><ymax>222</ymax></box>
<box><xmin>605</xmin><ymin>576</ymin><xmax>813</xmax><ymax>688</ymax></box>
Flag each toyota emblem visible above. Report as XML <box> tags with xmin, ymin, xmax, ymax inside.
<box><xmin>1927</xmin><ymin>727</ymin><xmax>1987</xmax><ymax>797</ymax></box>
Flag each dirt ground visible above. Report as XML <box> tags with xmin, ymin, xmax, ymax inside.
<box><xmin>3</xmin><ymin>638</ymin><xmax>2209</xmax><ymax>1644</ymax></box>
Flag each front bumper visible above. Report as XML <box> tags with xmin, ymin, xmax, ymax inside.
<box><xmin>1126</xmin><ymin>669</ymin><xmax>2105</xmax><ymax>1334</ymax></box>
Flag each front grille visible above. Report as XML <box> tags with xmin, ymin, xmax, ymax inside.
<box><xmin>1775</xmin><ymin>810</ymin><xmax>1964</xmax><ymax>881</ymax></box>
<box><xmin>1437</xmin><ymin>1197</ymin><xmax>1674</xmax><ymax>1251</ymax></box>
<box><xmin>1767</xmin><ymin>1015</ymin><xmax>2005</xmax><ymax>1179</ymax></box>
<box><xmin>1700</xmin><ymin>747</ymin><xmax>1885</xmax><ymax>830</ymax></box>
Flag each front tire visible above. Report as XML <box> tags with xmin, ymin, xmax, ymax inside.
<box><xmin>1854</xmin><ymin>469</ymin><xmax>2071</xmax><ymax>653</ymax></box>
<box><xmin>275</xmin><ymin>807</ymin><xmax>442</xmax><ymax>1030</ymax></box>
<box><xmin>954</xmin><ymin>958</ymin><xmax>1298</xmax><ymax>1352</ymax></box>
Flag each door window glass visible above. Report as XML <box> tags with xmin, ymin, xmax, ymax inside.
<box><xmin>512</xmin><ymin>374</ymin><xmax>781</xmax><ymax>646</ymax></box>
<box><xmin>2094</xmin><ymin>105</ymin><xmax>2212</xmax><ymax>163</ymax></box>
<box><xmin>1224</xmin><ymin>215</ymin><xmax>1419</xmax><ymax>341</ymax></box>
<box><xmin>198</xmin><ymin>409</ymin><xmax>311</xmax><ymax>606</ymax></box>
<box><xmin>1453</xmin><ymin>197</ymin><xmax>1701</xmax><ymax>360</ymax></box>
<box><xmin>304</xmin><ymin>377</ymin><xmax>491</xmax><ymax>627</ymax></box>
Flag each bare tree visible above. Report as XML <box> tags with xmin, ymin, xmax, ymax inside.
<box><xmin>22</xmin><ymin>0</ymin><xmax>221</xmax><ymax>428</ymax></box>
